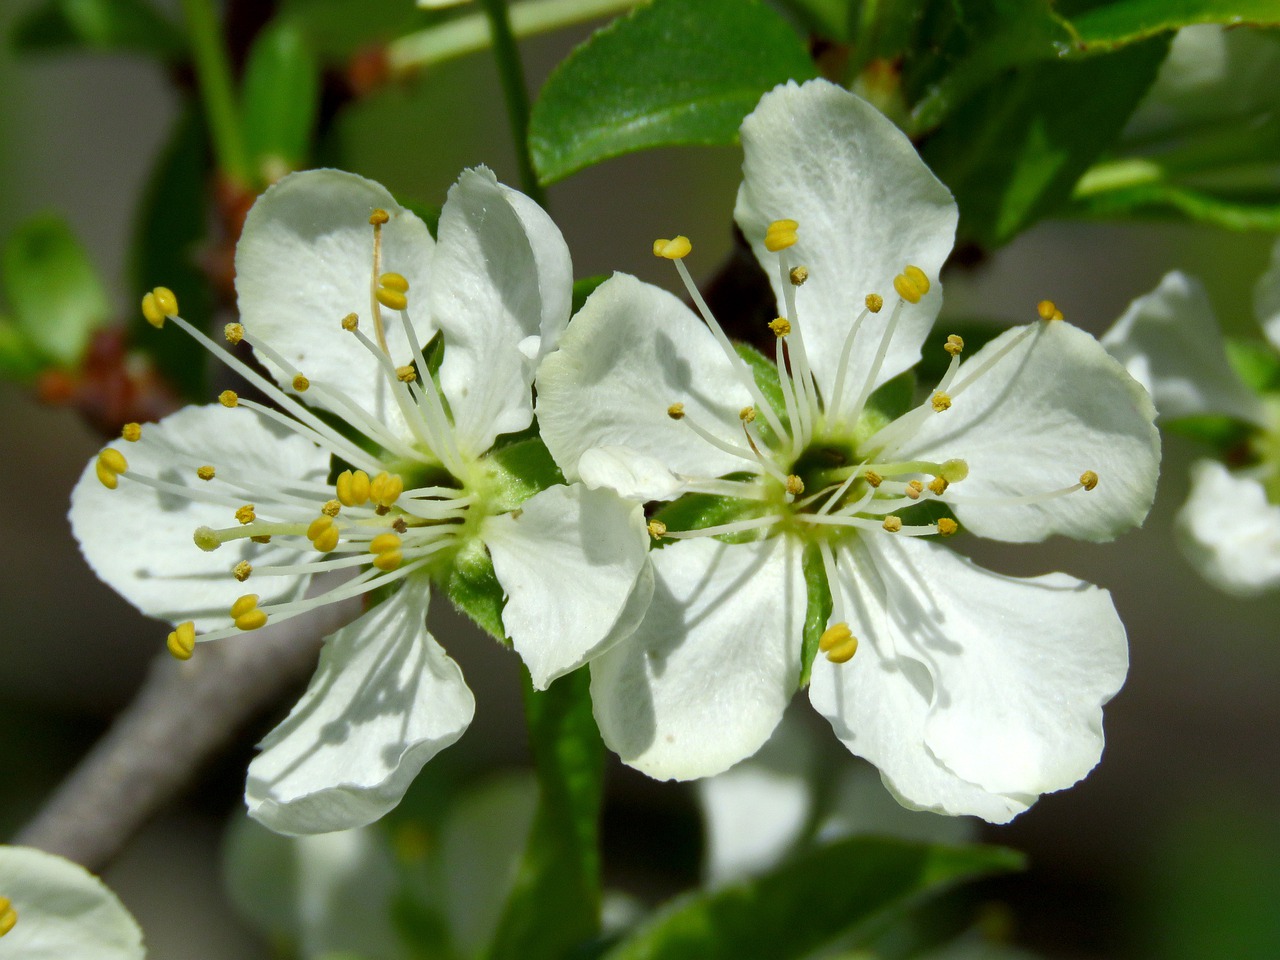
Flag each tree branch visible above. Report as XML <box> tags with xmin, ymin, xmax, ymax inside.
<box><xmin>13</xmin><ymin>602</ymin><xmax>355</xmax><ymax>871</ymax></box>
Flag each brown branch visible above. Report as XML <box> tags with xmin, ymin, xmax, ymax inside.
<box><xmin>13</xmin><ymin>602</ymin><xmax>355</xmax><ymax>871</ymax></box>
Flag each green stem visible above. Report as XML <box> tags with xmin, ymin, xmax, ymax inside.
<box><xmin>388</xmin><ymin>0</ymin><xmax>638</xmax><ymax>75</ymax></box>
<box><xmin>478</xmin><ymin>0</ymin><xmax>548</xmax><ymax>205</ymax></box>
<box><xmin>180</xmin><ymin>0</ymin><xmax>251</xmax><ymax>187</ymax></box>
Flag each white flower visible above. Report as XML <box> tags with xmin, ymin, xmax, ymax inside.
<box><xmin>1103</xmin><ymin>245</ymin><xmax>1280</xmax><ymax>596</ymax></box>
<box><xmin>0</xmin><ymin>845</ymin><xmax>145</xmax><ymax>958</ymax></box>
<box><xmin>70</xmin><ymin>167</ymin><xmax>651</xmax><ymax>835</ymax></box>
<box><xmin>537</xmin><ymin>79</ymin><xmax>1160</xmax><ymax>823</ymax></box>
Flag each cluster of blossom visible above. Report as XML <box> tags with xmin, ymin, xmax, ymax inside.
<box><xmin>70</xmin><ymin>79</ymin><xmax>1161</xmax><ymax>836</ymax></box>
<box><xmin>1103</xmin><ymin>244</ymin><xmax>1280</xmax><ymax>596</ymax></box>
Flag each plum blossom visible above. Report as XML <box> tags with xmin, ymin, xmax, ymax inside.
<box><xmin>70</xmin><ymin>167</ymin><xmax>650</xmax><ymax>835</ymax></box>
<box><xmin>1103</xmin><ymin>244</ymin><xmax>1280</xmax><ymax>595</ymax></box>
<box><xmin>537</xmin><ymin>79</ymin><xmax>1160</xmax><ymax>822</ymax></box>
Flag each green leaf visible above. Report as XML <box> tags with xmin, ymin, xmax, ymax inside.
<box><xmin>2</xmin><ymin>214</ymin><xmax>110</xmax><ymax>366</ymax></box>
<box><xmin>1069</xmin><ymin>0</ymin><xmax>1280</xmax><ymax>51</ymax></box>
<box><xmin>443</xmin><ymin>538</ymin><xmax>508</xmax><ymax>642</ymax></box>
<box><xmin>798</xmin><ymin>542</ymin><xmax>832</xmax><ymax>687</ymax></box>
<box><xmin>485</xmin><ymin>669</ymin><xmax>604</xmax><ymax>960</ymax></box>
<box><xmin>128</xmin><ymin>104</ymin><xmax>213</xmax><ymax>399</ymax></box>
<box><xmin>601</xmin><ymin>838</ymin><xmax>1023</xmax><ymax>960</ymax></box>
<box><xmin>1227</xmin><ymin>337</ymin><xmax>1280</xmax><ymax>394</ymax></box>
<box><xmin>921</xmin><ymin>36</ymin><xmax>1169</xmax><ymax>248</ymax></box>
<box><xmin>1071</xmin><ymin>180</ymin><xmax>1280</xmax><ymax>231</ymax></box>
<box><xmin>0</xmin><ymin>319</ymin><xmax>44</xmax><ymax>379</ymax></box>
<box><xmin>1163</xmin><ymin>414</ymin><xmax>1255</xmax><ymax>453</ymax></box>
<box><xmin>529</xmin><ymin>0</ymin><xmax>816</xmax><ymax>184</ymax></box>
<box><xmin>11</xmin><ymin>0</ymin><xmax>185</xmax><ymax>58</ymax></box>
<box><xmin>241</xmin><ymin>18</ymin><xmax>321</xmax><ymax>183</ymax></box>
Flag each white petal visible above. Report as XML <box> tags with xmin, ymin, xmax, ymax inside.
<box><xmin>536</xmin><ymin>273</ymin><xmax>751</xmax><ymax>485</ymax></box>
<box><xmin>1102</xmin><ymin>271</ymin><xmax>1265</xmax><ymax>425</ymax></box>
<box><xmin>734</xmin><ymin>79</ymin><xmax>957</xmax><ymax>400</ymax></box>
<box><xmin>0</xmin><ymin>846</ymin><xmax>144</xmax><ymax>960</ymax></box>
<box><xmin>483</xmin><ymin>484</ymin><xmax>653</xmax><ymax>689</ymax></box>
<box><xmin>246</xmin><ymin>584</ymin><xmax>474</xmax><ymax>835</ymax></box>
<box><xmin>589</xmin><ymin>536</ymin><xmax>806</xmax><ymax>780</ymax></box>
<box><xmin>1256</xmin><ymin>236</ymin><xmax>1280</xmax><ymax>353</ymax></box>
<box><xmin>898</xmin><ymin>320</ymin><xmax>1160</xmax><ymax>542</ymax></box>
<box><xmin>578</xmin><ymin>446</ymin><xmax>687</xmax><ymax>501</ymax></box>
<box><xmin>1177</xmin><ymin>459</ymin><xmax>1280</xmax><ymax>596</ymax></box>
<box><xmin>433</xmin><ymin>167</ymin><xmax>573</xmax><ymax>457</ymax></box>
<box><xmin>69</xmin><ymin>404</ymin><xmax>328</xmax><ymax>630</ymax></box>
<box><xmin>235</xmin><ymin>169</ymin><xmax>435</xmax><ymax>426</ymax></box>
<box><xmin>876</xmin><ymin>536</ymin><xmax>1126</xmax><ymax>798</ymax></box>
<box><xmin>696</xmin><ymin>715</ymin><xmax>815</xmax><ymax>886</ymax></box>
<box><xmin>809</xmin><ymin>543</ymin><xmax>1032</xmax><ymax>824</ymax></box>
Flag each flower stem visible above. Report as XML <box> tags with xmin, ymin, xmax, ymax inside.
<box><xmin>180</xmin><ymin>0</ymin><xmax>251</xmax><ymax>187</ymax></box>
<box><xmin>478</xmin><ymin>0</ymin><xmax>547</xmax><ymax>206</ymax></box>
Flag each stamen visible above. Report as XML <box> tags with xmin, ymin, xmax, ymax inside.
<box><xmin>864</xmin><ymin>470</ymin><xmax>883</xmax><ymax>487</ymax></box>
<box><xmin>739</xmin><ymin>406</ymin><xmax>756</xmax><ymax>423</ymax></box>
<box><xmin>95</xmin><ymin>448</ymin><xmax>127</xmax><ymax>489</ymax></box>
<box><xmin>307</xmin><ymin>515</ymin><xmax>340</xmax><ymax>553</ymax></box>
<box><xmin>647</xmin><ymin>519</ymin><xmax>667</xmax><ymax>540</ymax></box>
<box><xmin>224</xmin><ymin>323</ymin><xmax>244</xmax><ymax>344</ymax></box>
<box><xmin>236</xmin><ymin>504</ymin><xmax>256</xmax><ymax>524</ymax></box>
<box><xmin>337</xmin><ymin>469</ymin><xmax>372</xmax><ymax>506</ymax></box>
<box><xmin>369</xmin><ymin>532</ymin><xmax>404</xmax><ymax>571</ymax></box>
<box><xmin>825</xmin><ymin>306</ymin><xmax>870</xmax><ymax>428</ymax></box>
<box><xmin>764</xmin><ymin>219</ymin><xmax>798</xmax><ymax>252</ymax></box>
<box><xmin>931</xmin><ymin>392</ymin><xmax>952</xmax><ymax>412</ymax></box>
<box><xmin>122</xmin><ymin>422</ymin><xmax>142</xmax><ymax>442</ymax></box>
<box><xmin>844</xmin><ymin>297</ymin><xmax>904</xmax><ymax>427</ymax></box>
<box><xmin>819</xmin><ymin>622</ymin><xmax>858</xmax><ymax>664</ymax></box>
<box><xmin>396</xmin><ymin>365</ymin><xmax>417</xmax><ymax>383</ymax></box>
<box><xmin>948</xmin><ymin>323</ymin><xmax>1041</xmax><ymax>400</ymax></box>
<box><xmin>392</xmin><ymin>304</ymin><xmax>465</xmax><ymax>475</ymax></box>
<box><xmin>660</xmin><ymin>514</ymin><xmax>781</xmax><ymax>539</ymax></box>
<box><xmin>140</xmin><ymin>286</ymin><xmax>178</xmax><ymax>328</ymax></box>
<box><xmin>937</xmin><ymin>518</ymin><xmax>958</xmax><ymax>536</ymax></box>
<box><xmin>322</xmin><ymin>499</ymin><xmax>342</xmax><ymax>517</ymax></box>
<box><xmin>667</xmin><ymin>403</ymin><xmax>685</xmax><ymax>420</ymax></box>
<box><xmin>167</xmin><ymin>621</ymin><xmax>196</xmax><ymax>660</ymax></box>
<box><xmin>789</xmin><ymin>266</ymin><xmax>808</xmax><ymax>286</ymax></box>
<box><xmin>882</xmin><ymin>516</ymin><xmax>903</xmax><ymax>533</ymax></box>
<box><xmin>376</xmin><ymin>271</ymin><xmax>410</xmax><ymax>311</ymax></box>
<box><xmin>799</xmin><ymin>512</ymin><xmax>940</xmax><ymax>536</ymax></box>
<box><xmin>197</xmin><ymin>465</ymin><xmax>216</xmax><ymax>481</ymax></box>
<box><xmin>653</xmin><ymin>236</ymin><xmax>692</xmax><ymax>260</ymax></box>
<box><xmin>0</xmin><ymin>896</ymin><xmax>16</xmax><ymax>936</ymax></box>
<box><xmin>370</xmin><ymin>472</ymin><xmax>404</xmax><ymax>508</ymax></box>
<box><xmin>1080</xmin><ymin>470</ymin><xmax>1099</xmax><ymax>491</ymax></box>
<box><xmin>906</xmin><ymin>480</ymin><xmax>924</xmax><ymax>499</ymax></box>
<box><xmin>769</xmin><ymin>317</ymin><xmax>791</xmax><ymax>337</ymax></box>
<box><xmin>865</xmin><ymin>294</ymin><xmax>884</xmax><ymax>313</ymax></box>
<box><xmin>944</xmin><ymin>334</ymin><xmax>964</xmax><ymax>356</ymax></box>
<box><xmin>231</xmin><ymin>594</ymin><xmax>268</xmax><ymax>631</ymax></box>
<box><xmin>233</xmin><ymin>560</ymin><xmax>252</xmax><ymax>582</ymax></box>
<box><xmin>892</xmin><ymin>265</ymin><xmax>930</xmax><ymax>304</ymax></box>
<box><xmin>1037</xmin><ymin>299</ymin><xmax>1065</xmax><ymax>322</ymax></box>
<box><xmin>219</xmin><ymin>390</ymin><xmax>239</xmax><ymax>408</ymax></box>
<box><xmin>368</xmin><ymin>211</ymin><xmax>391</xmax><ymax>353</ymax></box>
<box><xmin>785</xmin><ymin>474</ymin><xmax>804</xmax><ymax>496</ymax></box>
<box><xmin>928</xmin><ymin>476</ymin><xmax>948</xmax><ymax>496</ymax></box>
<box><xmin>776</xmin><ymin>243</ymin><xmax>817</xmax><ymax>446</ymax></box>
<box><xmin>292</xmin><ymin>374</ymin><xmax>310</xmax><ymax>392</ymax></box>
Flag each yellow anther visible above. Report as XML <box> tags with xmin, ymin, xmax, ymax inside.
<box><xmin>122</xmin><ymin>422</ymin><xmax>142</xmax><ymax>442</ymax></box>
<box><xmin>906</xmin><ymin>480</ymin><xmax>924</xmax><ymax>499</ymax></box>
<box><xmin>250</xmin><ymin>534</ymin><xmax>272</xmax><ymax>544</ymax></box>
<box><xmin>166</xmin><ymin>621</ymin><xmax>196</xmax><ymax>661</ymax></box>
<box><xmin>336</xmin><ymin>469</ymin><xmax>371</xmax><ymax>506</ymax></box>
<box><xmin>864</xmin><ymin>469</ymin><xmax>883</xmax><ymax>488</ymax></box>
<box><xmin>825</xmin><ymin>636</ymin><xmax>859</xmax><ymax>664</ymax></box>
<box><xmin>341</xmin><ymin>313</ymin><xmax>359</xmax><ymax>331</ymax></box>
<box><xmin>235</xmin><ymin>504</ymin><xmax>256</xmax><ymax>525</ymax></box>
<box><xmin>313</xmin><ymin>525</ymin><xmax>339</xmax><ymax>553</ymax></box>
<box><xmin>739</xmin><ymin>406</ymin><xmax>756</xmax><ymax>423</ymax></box>
<box><xmin>141</xmin><ymin>287</ymin><xmax>178</xmax><ymax>328</ymax></box>
<box><xmin>928</xmin><ymin>476</ymin><xmax>949</xmax><ymax>496</ymax></box>
<box><xmin>322</xmin><ymin>499</ymin><xmax>342</xmax><ymax>517</ymax></box>
<box><xmin>369</xmin><ymin>532</ymin><xmax>403</xmax><ymax>555</ymax></box>
<box><xmin>376</xmin><ymin>287</ymin><xmax>408</xmax><ymax>311</ymax></box>
<box><xmin>931</xmin><ymin>391</ymin><xmax>952</xmax><ymax>412</ymax></box>
<box><xmin>785</xmin><ymin>474</ymin><xmax>805</xmax><ymax>495</ymax></box>
<box><xmin>0</xmin><ymin>896</ymin><xmax>15</xmax><ymax>936</ymax></box>
<box><xmin>369</xmin><ymin>209</ymin><xmax>390</xmax><ymax>225</ymax></box>
<box><xmin>944</xmin><ymin>334</ymin><xmax>964</xmax><ymax>356</ymax></box>
<box><xmin>224</xmin><ymin>323</ymin><xmax>245</xmax><ymax>345</ymax></box>
<box><xmin>194</xmin><ymin>526</ymin><xmax>221</xmax><ymax>551</ymax></box>
<box><xmin>652</xmin><ymin>236</ymin><xmax>692</xmax><ymax>260</ymax></box>
<box><xmin>233</xmin><ymin>560</ymin><xmax>252</xmax><ymax>582</ymax></box>
<box><xmin>370</xmin><ymin>472</ymin><xmax>404</xmax><ymax>507</ymax></box>
<box><xmin>307</xmin><ymin>515</ymin><xmax>334</xmax><ymax>541</ymax></box>
<box><xmin>940</xmin><ymin>459</ymin><xmax>969</xmax><ymax>483</ymax></box>
<box><xmin>396</xmin><ymin>364</ymin><xmax>417</xmax><ymax>383</ymax></box>
<box><xmin>292</xmin><ymin>374</ymin><xmax>310</xmax><ymax>392</ymax></box>
<box><xmin>882</xmin><ymin>515</ymin><xmax>903</xmax><ymax>533</ymax></box>
<box><xmin>197</xmin><ymin>465</ymin><xmax>216</xmax><ymax>481</ymax></box>
<box><xmin>219</xmin><ymin>389</ymin><xmax>239</xmax><ymax>407</ymax></box>
<box><xmin>764</xmin><ymin>219</ymin><xmax>799</xmax><ymax>252</ymax></box>
<box><xmin>865</xmin><ymin>294</ymin><xmax>884</xmax><ymax>313</ymax></box>
<box><xmin>937</xmin><ymin>517</ymin><xmax>959</xmax><ymax>536</ymax></box>
<box><xmin>893</xmin><ymin>265</ymin><xmax>930</xmax><ymax>304</ymax></box>
<box><xmin>819</xmin><ymin>621</ymin><xmax>852</xmax><ymax>651</ymax></box>
<box><xmin>667</xmin><ymin>402</ymin><xmax>686</xmax><ymax>420</ymax></box>
<box><xmin>647</xmin><ymin>519</ymin><xmax>668</xmax><ymax>540</ymax></box>
<box><xmin>768</xmin><ymin>317</ymin><xmax>792</xmax><ymax>337</ymax></box>
<box><xmin>96</xmin><ymin>448</ymin><xmax>128</xmax><ymax>488</ymax></box>
<box><xmin>1080</xmin><ymin>470</ymin><xmax>1099</xmax><ymax>491</ymax></box>
<box><xmin>789</xmin><ymin>266</ymin><xmax>809</xmax><ymax>286</ymax></box>
<box><xmin>379</xmin><ymin>272</ymin><xmax>409</xmax><ymax>293</ymax></box>
<box><xmin>373</xmin><ymin>550</ymin><xmax>403</xmax><ymax>571</ymax></box>
<box><xmin>231</xmin><ymin>594</ymin><xmax>268</xmax><ymax>631</ymax></box>
<box><xmin>1037</xmin><ymin>299</ymin><xmax>1064</xmax><ymax>321</ymax></box>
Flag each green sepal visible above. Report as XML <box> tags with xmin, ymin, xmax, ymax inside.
<box><xmin>483</xmin><ymin>433</ymin><xmax>566</xmax><ymax>512</ymax></box>
<box><xmin>798</xmin><ymin>541</ymin><xmax>833</xmax><ymax>688</ymax></box>
<box><xmin>529</xmin><ymin>0</ymin><xmax>816</xmax><ymax>184</ymax></box>
<box><xmin>2</xmin><ymin>213</ymin><xmax>110</xmax><ymax>367</ymax></box>
<box><xmin>573</xmin><ymin>274</ymin><xmax>609</xmax><ymax>313</ymax></box>
<box><xmin>485</xmin><ymin>669</ymin><xmax>604</xmax><ymax>960</ymax></box>
<box><xmin>651</xmin><ymin>480</ymin><xmax>763</xmax><ymax>546</ymax></box>
<box><xmin>11</xmin><ymin>0</ymin><xmax>186</xmax><ymax>59</ymax></box>
<box><xmin>1227</xmin><ymin>337</ymin><xmax>1280</xmax><ymax>394</ymax></box>
<box><xmin>241</xmin><ymin>18</ymin><xmax>321</xmax><ymax>184</ymax></box>
<box><xmin>600</xmin><ymin>838</ymin><xmax>1024</xmax><ymax>960</ymax></box>
<box><xmin>443</xmin><ymin>538</ymin><xmax>507</xmax><ymax>644</ymax></box>
<box><xmin>0</xmin><ymin>319</ymin><xmax>44</xmax><ymax>379</ymax></box>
